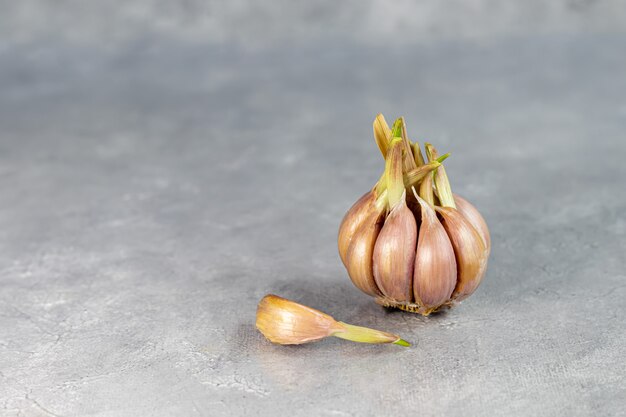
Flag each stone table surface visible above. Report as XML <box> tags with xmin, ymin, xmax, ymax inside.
<box><xmin>1</xmin><ymin>2</ymin><xmax>625</xmax><ymax>417</ymax></box>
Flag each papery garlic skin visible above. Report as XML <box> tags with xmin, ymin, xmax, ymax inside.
<box><xmin>436</xmin><ymin>207</ymin><xmax>488</xmax><ymax>301</ymax></box>
<box><xmin>373</xmin><ymin>198</ymin><xmax>417</xmax><ymax>302</ymax></box>
<box><xmin>372</xmin><ymin>137</ymin><xmax>417</xmax><ymax>302</ymax></box>
<box><xmin>344</xmin><ymin>211</ymin><xmax>384</xmax><ymax>297</ymax></box>
<box><xmin>338</xmin><ymin>190</ymin><xmax>379</xmax><ymax>266</ymax></box>
<box><xmin>413</xmin><ymin>194</ymin><xmax>457</xmax><ymax>311</ymax></box>
<box><xmin>373</xmin><ymin>113</ymin><xmax>392</xmax><ymax>157</ymax></box>
<box><xmin>454</xmin><ymin>194</ymin><xmax>491</xmax><ymax>254</ymax></box>
<box><xmin>256</xmin><ymin>295</ymin><xmax>343</xmax><ymax>345</ymax></box>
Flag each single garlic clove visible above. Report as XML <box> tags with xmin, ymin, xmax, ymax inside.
<box><xmin>256</xmin><ymin>294</ymin><xmax>344</xmax><ymax>345</ymax></box>
<box><xmin>338</xmin><ymin>190</ymin><xmax>378</xmax><ymax>266</ymax></box>
<box><xmin>413</xmin><ymin>193</ymin><xmax>457</xmax><ymax>310</ymax></box>
<box><xmin>436</xmin><ymin>206</ymin><xmax>488</xmax><ymax>301</ymax></box>
<box><xmin>453</xmin><ymin>194</ymin><xmax>491</xmax><ymax>254</ymax></box>
<box><xmin>256</xmin><ymin>294</ymin><xmax>410</xmax><ymax>346</ymax></box>
<box><xmin>419</xmin><ymin>170</ymin><xmax>436</xmax><ymax>206</ymax></box>
<box><xmin>345</xmin><ymin>211</ymin><xmax>384</xmax><ymax>297</ymax></box>
<box><xmin>372</xmin><ymin>196</ymin><xmax>417</xmax><ymax>302</ymax></box>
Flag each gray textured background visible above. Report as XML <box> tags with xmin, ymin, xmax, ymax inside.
<box><xmin>1</xmin><ymin>1</ymin><xmax>626</xmax><ymax>416</ymax></box>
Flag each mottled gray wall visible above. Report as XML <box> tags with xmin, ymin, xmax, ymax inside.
<box><xmin>3</xmin><ymin>1</ymin><xmax>626</xmax><ymax>45</ymax></box>
<box><xmin>1</xmin><ymin>2</ymin><xmax>625</xmax><ymax>417</ymax></box>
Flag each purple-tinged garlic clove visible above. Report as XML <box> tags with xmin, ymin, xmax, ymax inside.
<box><xmin>372</xmin><ymin>197</ymin><xmax>417</xmax><ymax>302</ymax></box>
<box><xmin>436</xmin><ymin>206</ymin><xmax>488</xmax><ymax>301</ymax></box>
<box><xmin>256</xmin><ymin>294</ymin><xmax>410</xmax><ymax>346</ymax></box>
<box><xmin>413</xmin><ymin>193</ymin><xmax>457</xmax><ymax>311</ymax></box>
<box><xmin>454</xmin><ymin>194</ymin><xmax>491</xmax><ymax>255</ymax></box>
<box><xmin>344</xmin><ymin>211</ymin><xmax>385</xmax><ymax>297</ymax></box>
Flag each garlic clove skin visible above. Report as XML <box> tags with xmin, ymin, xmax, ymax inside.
<box><xmin>372</xmin><ymin>196</ymin><xmax>417</xmax><ymax>302</ymax></box>
<box><xmin>436</xmin><ymin>206</ymin><xmax>488</xmax><ymax>301</ymax></box>
<box><xmin>453</xmin><ymin>194</ymin><xmax>491</xmax><ymax>254</ymax></box>
<box><xmin>256</xmin><ymin>294</ymin><xmax>344</xmax><ymax>345</ymax></box>
<box><xmin>338</xmin><ymin>190</ymin><xmax>378</xmax><ymax>266</ymax></box>
<box><xmin>413</xmin><ymin>193</ymin><xmax>457</xmax><ymax>311</ymax></box>
<box><xmin>345</xmin><ymin>211</ymin><xmax>384</xmax><ymax>297</ymax></box>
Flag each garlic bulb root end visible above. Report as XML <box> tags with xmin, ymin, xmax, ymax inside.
<box><xmin>375</xmin><ymin>296</ymin><xmax>451</xmax><ymax>316</ymax></box>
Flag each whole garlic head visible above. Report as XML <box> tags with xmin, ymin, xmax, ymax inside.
<box><xmin>338</xmin><ymin>115</ymin><xmax>490</xmax><ymax>315</ymax></box>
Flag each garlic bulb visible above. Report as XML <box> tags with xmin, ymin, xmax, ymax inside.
<box><xmin>338</xmin><ymin>114</ymin><xmax>491</xmax><ymax>315</ymax></box>
<box><xmin>256</xmin><ymin>295</ymin><xmax>410</xmax><ymax>346</ymax></box>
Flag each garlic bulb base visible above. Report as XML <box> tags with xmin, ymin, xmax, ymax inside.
<box><xmin>375</xmin><ymin>296</ymin><xmax>452</xmax><ymax>316</ymax></box>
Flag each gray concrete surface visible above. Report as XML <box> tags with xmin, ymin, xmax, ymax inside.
<box><xmin>1</xmin><ymin>2</ymin><xmax>626</xmax><ymax>416</ymax></box>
